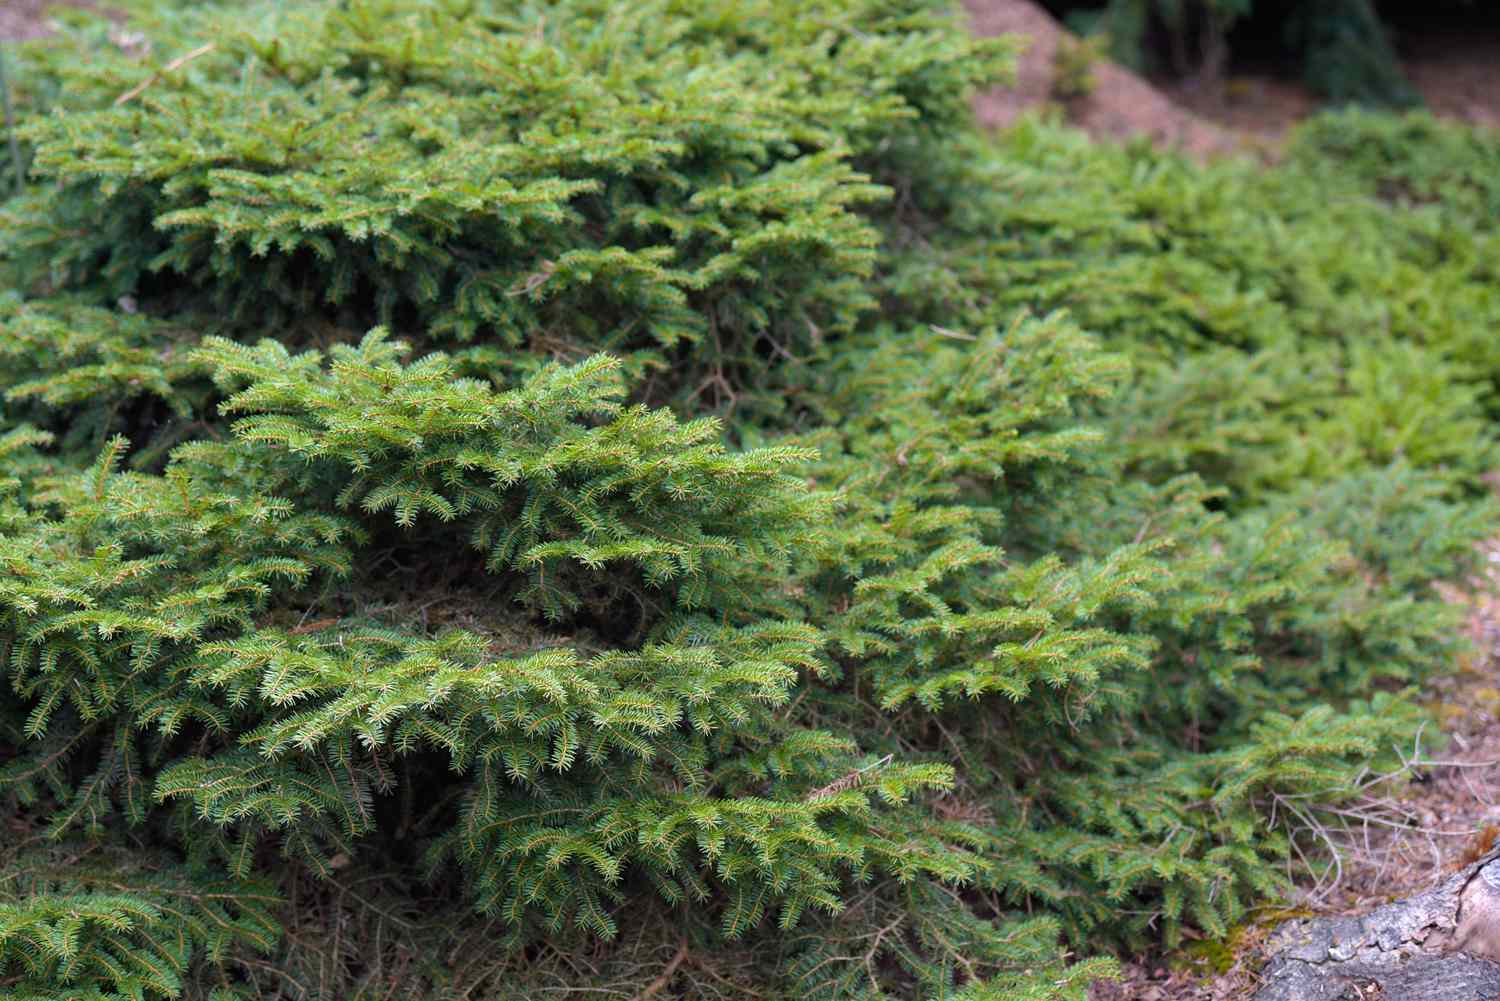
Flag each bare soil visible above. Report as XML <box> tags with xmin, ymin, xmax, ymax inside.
<box><xmin>0</xmin><ymin>0</ymin><xmax>96</xmax><ymax>42</ymax></box>
<box><xmin>963</xmin><ymin>0</ymin><xmax>1500</xmax><ymax>159</ymax></box>
<box><xmin>1404</xmin><ymin>25</ymin><xmax>1500</xmax><ymax>130</ymax></box>
<box><xmin>963</xmin><ymin>0</ymin><xmax>1251</xmax><ymax>159</ymax></box>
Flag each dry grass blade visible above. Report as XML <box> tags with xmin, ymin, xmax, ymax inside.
<box><xmin>114</xmin><ymin>42</ymin><xmax>216</xmax><ymax>105</ymax></box>
<box><xmin>804</xmin><ymin>754</ymin><xmax>893</xmax><ymax>802</ymax></box>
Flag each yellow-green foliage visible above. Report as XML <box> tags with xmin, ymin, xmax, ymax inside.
<box><xmin>1051</xmin><ymin>33</ymin><xmax>1105</xmax><ymax>102</ymax></box>
<box><xmin>0</xmin><ymin>2</ymin><xmax>1495</xmax><ymax>999</ymax></box>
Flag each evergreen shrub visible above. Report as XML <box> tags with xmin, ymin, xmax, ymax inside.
<box><xmin>0</xmin><ymin>2</ymin><xmax>1496</xmax><ymax>998</ymax></box>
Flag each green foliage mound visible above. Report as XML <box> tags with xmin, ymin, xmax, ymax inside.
<box><xmin>0</xmin><ymin>2</ymin><xmax>1497</xmax><ymax>998</ymax></box>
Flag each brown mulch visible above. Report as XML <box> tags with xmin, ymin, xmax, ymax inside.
<box><xmin>0</xmin><ymin>0</ymin><xmax>97</xmax><ymax>41</ymax></box>
<box><xmin>964</xmin><ymin>0</ymin><xmax>1500</xmax><ymax>161</ymax></box>
<box><xmin>962</xmin><ymin>0</ymin><xmax>1252</xmax><ymax>159</ymax></box>
<box><xmin>1405</xmin><ymin>25</ymin><xmax>1500</xmax><ymax>130</ymax></box>
<box><xmin>1168</xmin><ymin>74</ymin><xmax>1318</xmax><ymax>145</ymax></box>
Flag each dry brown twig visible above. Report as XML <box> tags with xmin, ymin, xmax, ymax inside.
<box><xmin>114</xmin><ymin>42</ymin><xmax>217</xmax><ymax>106</ymax></box>
<box><xmin>631</xmin><ymin>940</ymin><xmax>689</xmax><ymax>1001</ymax></box>
<box><xmin>1260</xmin><ymin>723</ymin><xmax>1500</xmax><ymax>910</ymax></box>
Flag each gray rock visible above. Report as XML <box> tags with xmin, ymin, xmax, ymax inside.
<box><xmin>1253</xmin><ymin>850</ymin><xmax>1500</xmax><ymax>1001</ymax></box>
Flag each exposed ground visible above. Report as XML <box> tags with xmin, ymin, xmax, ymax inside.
<box><xmin>0</xmin><ymin>0</ymin><xmax>98</xmax><ymax>42</ymax></box>
<box><xmin>6</xmin><ymin>1</ymin><xmax>1500</xmax><ymax>999</ymax></box>
<box><xmin>962</xmin><ymin>0</ymin><xmax>1500</xmax><ymax>158</ymax></box>
<box><xmin>1403</xmin><ymin>24</ymin><xmax>1500</xmax><ymax>131</ymax></box>
<box><xmin>962</xmin><ymin>0</ymin><xmax>1250</xmax><ymax>157</ymax></box>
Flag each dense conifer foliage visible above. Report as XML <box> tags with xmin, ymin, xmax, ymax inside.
<box><xmin>1</xmin><ymin>2</ymin><xmax>1498</xmax><ymax>998</ymax></box>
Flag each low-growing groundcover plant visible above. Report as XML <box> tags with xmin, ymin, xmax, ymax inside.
<box><xmin>1</xmin><ymin>1</ymin><xmax>1499</xmax><ymax>998</ymax></box>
